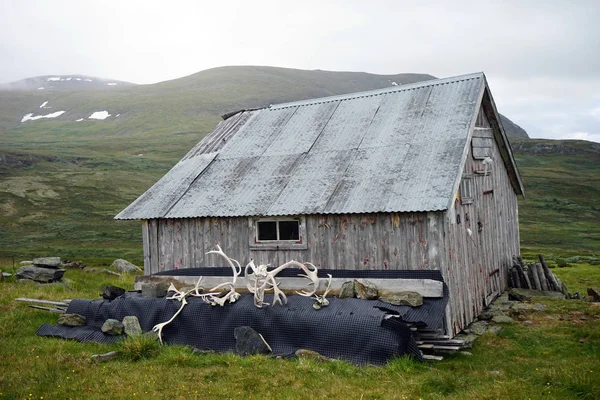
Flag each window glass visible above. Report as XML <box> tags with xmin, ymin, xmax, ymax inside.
<box><xmin>278</xmin><ymin>220</ymin><xmax>300</xmax><ymax>240</ymax></box>
<box><xmin>257</xmin><ymin>221</ymin><xmax>277</xmax><ymax>241</ymax></box>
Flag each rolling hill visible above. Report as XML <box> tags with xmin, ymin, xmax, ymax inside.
<box><xmin>2</xmin><ymin>66</ymin><xmax>596</xmax><ymax>264</ymax></box>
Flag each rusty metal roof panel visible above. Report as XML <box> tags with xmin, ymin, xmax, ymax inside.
<box><xmin>117</xmin><ymin>73</ymin><xmax>487</xmax><ymax>219</ymax></box>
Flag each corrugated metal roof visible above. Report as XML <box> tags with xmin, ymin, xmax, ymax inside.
<box><xmin>116</xmin><ymin>73</ymin><xmax>488</xmax><ymax>220</ymax></box>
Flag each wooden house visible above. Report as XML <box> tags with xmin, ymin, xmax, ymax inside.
<box><xmin>116</xmin><ymin>72</ymin><xmax>524</xmax><ymax>335</ymax></box>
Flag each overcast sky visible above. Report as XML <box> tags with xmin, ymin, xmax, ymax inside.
<box><xmin>1</xmin><ymin>0</ymin><xmax>599</xmax><ymax>142</ymax></box>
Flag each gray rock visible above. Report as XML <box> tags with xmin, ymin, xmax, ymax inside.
<box><xmin>91</xmin><ymin>351</ymin><xmax>120</xmax><ymax>362</ymax></box>
<box><xmin>111</xmin><ymin>259</ymin><xmax>141</xmax><ymax>273</ymax></box>
<box><xmin>234</xmin><ymin>326</ymin><xmax>272</xmax><ymax>356</ymax></box>
<box><xmin>32</xmin><ymin>257</ymin><xmax>62</xmax><ymax>268</ymax></box>
<box><xmin>142</xmin><ymin>283</ymin><xmax>167</xmax><ymax>298</ymax></box>
<box><xmin>122</xmin><ymin>316</ymin><xmax>142</xmax><ymax>336</ymax></box>
<box><xmin>354</xmin><ymin>279</ymin><xmax>379</xmax><ymax>300</ymax></box>
<box><xmin>15</xmin><ymin>265</ymin><xmax>65</xmax><ymax>283</ymax></box>
<box><xmin>58</xmin><ymin>313</ymin><xmax>86</xmax><ymax>327</ymax></box>
<box><xmin>466</xmin><ymin>320</ymin><xmax>488</xmax><ymax>336</ymax></box>
<box><xmin>101</xmin><ymin>319</ymin><xmax>124</xmax><ymax>335</ymax></box>
<box><xmin>1</xmin><ymin>272</ymin><xmax>10</xmax><ymax>279</ymax></box>
<box><xmin>478</xmin><ymin>310</ymin><xmax>495</xmax><ymax>321</ymax></box>
<box><xmin>379</xmin><ymin>291</ymin><xmax>423</xmax><ymax>307</ymax></box>
<box><xmin>533</xmin><ymin>303</ymin><xmax>547</xmax><ymax>311</ymax></box>
<box><xmin>492</xmin><ymin>314</ymin><xmax>514</xmax><ymax>324</ymax></box>
<box><xmin>522</xmin><ymin>320</ymin><xmax>534</xmax><ymax>327</ymax></box>
<box><xmin>508</xmin><ymin>288</ymin><xmax>566</xmax><ymax>301</ymax></box>
<box><xmin>19</xmin><ymin>260</ymin><xmax>33</xmax><ymax>266</ymax></box>
<box><xmin>101</xmin><ymin>285</ymin><xmax>126</xmax><ymax>300</ymax></box>
<box><xmin>338</xmin><ymin>281</ymin><xmax>355</xmax><ymax>299</ymax></box>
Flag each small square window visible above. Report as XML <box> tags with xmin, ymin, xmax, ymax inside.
<box><xmin>251</xmin><ymin>217</ymin><xmax>307</xmax><ymax>250</ymax></box>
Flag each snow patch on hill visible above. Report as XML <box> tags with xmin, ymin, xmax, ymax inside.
<box><xmin>40</xmin><ymin>101</ymin><xmax>48</xmax><ymax>108</ymax></box>
<box><xmin>21</xmin><ymin>111</ymin><xmax>65</xmax><ymax>122</ymax></box>
<box><xmin>89</xmin><ymin>111</ymin><xmax>111</xmax><ymax>120</ymax></box>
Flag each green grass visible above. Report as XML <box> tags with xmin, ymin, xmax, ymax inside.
<box><xmin>0</xmin><ymin>263</ymin><xmax>599</xmax><ymax>399</ymax></box>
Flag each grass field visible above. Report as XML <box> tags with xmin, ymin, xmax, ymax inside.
<box><xmin>0</xmin><ymin>263</ymin><xmax>599</xmax><ymax>399</ymax></box>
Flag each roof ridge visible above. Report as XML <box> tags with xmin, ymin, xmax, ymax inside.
<box><xmin>269</xmin><ymin>72</ymin><xmax>484</xmax><ymax>110</ymax></box>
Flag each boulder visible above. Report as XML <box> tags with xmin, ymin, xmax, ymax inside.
<box><xmin>234</xmin><ymin>326</ymin><xmax>272</xmax><ymax>356</ymax></box>
<box><xmin>32</xmin><ymin>257</ymin><xmax>62</xmax><ymax>268</ymax></box>
<box><xmin>16</xmin><ymin>265</ymin><xmax>65</xmax><ymax>283</ymax></box>
<box><xmin>379</xmin><ymin>291</ymin><xmax>423</xmax><ymax>307</ymax></box>
<box><xmin>101</xmin><ymin>285</ymin><xmax>126</xmax><ymax>300</ymax></box>
<box><xmin>58</xmin><ymin>313</ymin><xmax>86</xmax><ymax>327</ymax></box>
<box><xmin>122</xmin><ymin>316</ymin><xmax>142</xmax><ymax>336</ymax></box>
<box><xmin>142</xmin><ymin>283</ymin><xmax>167</xmax><ymax>298</ymax></box>
<box><xmin>354</xmin><ymin>279</ymin><xmax>379</xmax><ymax>300</ymax></box>
<box><xmin>101</xmin><ymin>319</ymin><xmax>124</xmax><ymax>335</ymax></box>
<box><xmin>111</xmin><ymin>259</ymin><xmax>141</xmax><ymax>273</ymax></box>
<box><xmin>338</xmin><ymin>281</ymin><xmax>355</xmax><ymax>299</ymax></box>
<box><xmin>465</xmin><ymin>320</ymin><xmax>488</xmax><ymax>336</ymax></box>
<box><xmin>508</xmin><ymin>288</ymin><xmax>566</xmax><ymax>301</ymax></box>
<box><xmin>478</xmin><ymin>310</ymin><xmax>495</xmax><ymax>321</ymax></box>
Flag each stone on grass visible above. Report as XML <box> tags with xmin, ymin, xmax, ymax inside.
<box><xmin>466</xmin><ymin>320</ymin><xmax>488</xmax><ymax>336</ymax></box>
<box><xmin>58</xmin><ymin>313</ymin><xmax>86</xmax><ymax>327</ymax></box>
<box><xmin>122</xmin><ymin>316</ymin><xmax>142</xmax><ymax>336</ymax></box>
<box><xmin>533</xmin><ymin>303</ymin><xmax>546</xmax><ymax>311</ymax></box>
<box><xmin>478</xmin><ymin>310</ymin><xmax>495</xmax><ymax>321</ymax></box>
<box><xmin>101</xmin><ymin>285</ymin><xmax>126</xmax><ymax>300</ymax></box>
<box><xmin>234</xmin><ymin>326</ymin><xmax>272</xmax><ymax>356</ymax></box>
<box><xmin>111</xmin><ymin>259</ymin><xmax>141</xmax><ymax>273</ymax></box>
<box><xmin>354</xmin><ymin>279</ymin><xmax>379</xmax><ymax>300</ymax></box>
<box><xmin>19</xmin><ymin>260</ymin><xmax>33</xmax><ymax>266</ymax></box>
<box><xmin>379</xmin><ymin>291</ymin><xmax>423</xmax><ymax>307</ymax></box>
<box><xmin>91</xmin><ymin>351</ymin><xmax>120</xmax><ymax>362</ymax></box>
<box><xmin>338</xmin><ymin>281</ymin><xmax>355</xmax><ymax>299</ymax></box>
<box><xmin>101</xmin><ymin>319</ymin><xmax>124</xmax><ymax>335</ymax></box>
<box><xmin>142</xmin><ymin>283</ymin><xmax>167</xmax><ymax>298</ymax></box>
<box><xmin>32</xmin><ymin>257</ymin><xmax>62</xmax><ymax>268</ymax></box>
<box><xmin>16</xmin><ymin>265</ymin><xmax>65</xmax><ymax>283</ymax></box>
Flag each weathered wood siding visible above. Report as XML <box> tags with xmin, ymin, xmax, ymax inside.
<box><xmin>440</xmin><ymin>107</ymin><xmax>520</xmax><ymax>334</ymax></box>
<box><xmin>139</xmin><ymin>104</ymin><xmax>520</xmax><ymax>337</ymax></box>
<box><xmin>142</xmin><ymin>212</ymin><xmax>446</xmax><ymax>275</ymax></box>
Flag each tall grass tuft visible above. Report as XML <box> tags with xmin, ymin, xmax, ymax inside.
<box><xmin>118</xmin><ymin>334</ymin><xmax>161</xmax><ymax>361</ymax></box>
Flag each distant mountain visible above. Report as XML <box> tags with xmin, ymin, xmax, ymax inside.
<box><xmin>0</xmin><ymin>75</ymin><xmax>136</xmax><ymax>91</ymax></box>
<box><xmin>499</xmin><ymin>114</ymin><xmax>529</xmax><ymax>139</ymax></box>
<box><xmin>0</xmin><ymin>66</ymin><xmax>528</xmax><ymax>140</ymax></box>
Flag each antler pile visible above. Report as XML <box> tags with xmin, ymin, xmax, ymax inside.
<box><xmin>152</xmin><ymin>245</ymin><xmax>333</xmax><ymax>343</ymax></box>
